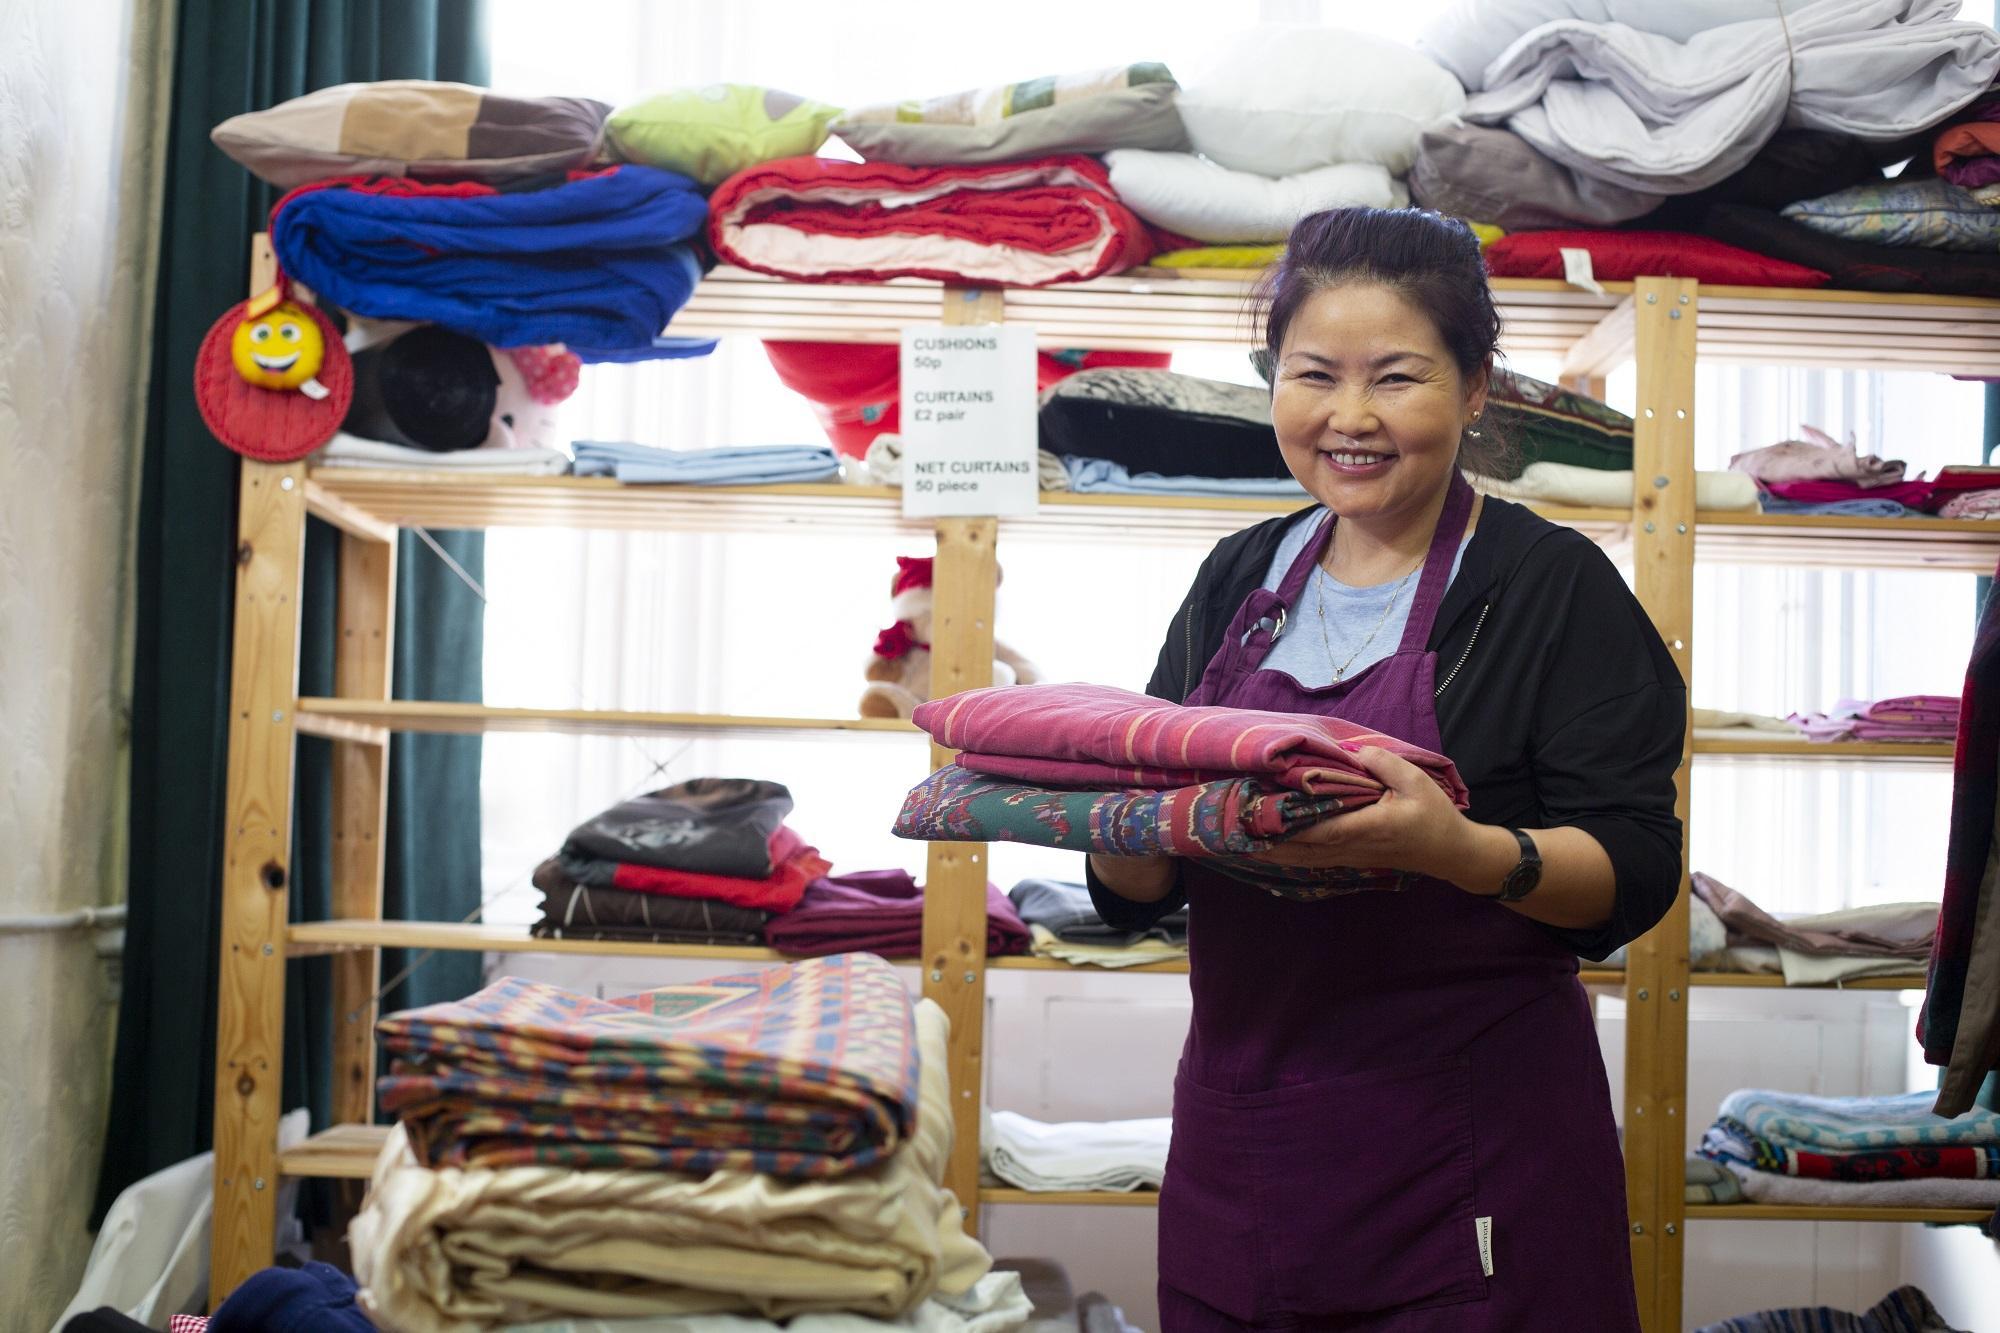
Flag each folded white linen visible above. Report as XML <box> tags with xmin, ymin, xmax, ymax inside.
<box><xmin>982</xmin><ymin>1109</ymin><xmax>1169</xmax><ymax>1194</ymax></box>
<box><xmin>316</xmin><ymin>432</ymin><xmax>571</xmax><ymax>474</ymax></box>
<box><xmin>1470</xmin><ymin>463</ymin><xmax>1761</xmax><ymax>511</ymax></box>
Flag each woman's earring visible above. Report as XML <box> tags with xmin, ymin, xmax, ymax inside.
<box><xmin>1467</xmin><ymin>411</ymin><xmax>1483</xmax><ymax>439</ymax></box>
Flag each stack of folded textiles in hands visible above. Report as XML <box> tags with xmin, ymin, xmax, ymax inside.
<box><xmin>1789</xmin><ymin>696</ymin><xmax>1959</xmax><ymax>744</ymax></box>
<box><xmin>1008</xmin><ymin>877</ymin><xmax>1188</xmax><ymax>968</ymax></box>
<box><xmin>1695</xmin><ymin>1089</ymin><xmax>2000</xmax><ymax>1212</ymax></box>
<box><xmin>532</xmin><ymin>778</ymin><xmax>827</xmax><ymax>946</ymax></box>
<box><xmin>352</xmin><ymin>953</ymin><xmax>1022</xmax><ymax>1331</ymax></box>
<box><xmin>894</xmin><ymin>682</ymin><xmax>1468</xmax><ymax>899</ymax></box>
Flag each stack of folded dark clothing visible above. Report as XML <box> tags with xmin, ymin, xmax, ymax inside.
<box><xmin>766</xmin><ymin>869</ymin><xmax>1032</xmax><ymax>960</ymax></box>
<box><xmin>1008</xmin><ymin>877</ymin><xmax>1188</xmax><ymax>968</ymax></box>
<box><xmin>532</xmin><ymin>778</ymin><xmax>828</xmax><ymax>946</ymax></box>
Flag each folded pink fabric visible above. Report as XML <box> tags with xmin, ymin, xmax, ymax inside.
<box><xmin>1791</xmin><ymin>696</ymin><xmax>1959</xmax><ymax>742</ymax></box>
<box><xmin>1940</xmin><ymin>488</ymin><xmax>2000</xmax><ymax>519</ymax></box>
<box><xmin>911</xmin><ymin>682</ymin><xmax>1469</xmax><ymax>808</ymax></box>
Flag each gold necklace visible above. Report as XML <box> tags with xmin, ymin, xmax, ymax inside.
<box><xmin>1314</xmin><ymin>562</ymin><xmax>1421</xmax><ymax>682</ymax></box>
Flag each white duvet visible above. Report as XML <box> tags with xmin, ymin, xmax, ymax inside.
<box><xmin>1427</xmin><ymin>0</ymin><xmax>2000</xmax><ymax>193</ymax></box>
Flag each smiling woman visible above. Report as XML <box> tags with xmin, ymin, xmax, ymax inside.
<box><xmin>1085</xmin><ymin>206</ymin><xmax>1686</xmax><ymax>1332</ymax></box>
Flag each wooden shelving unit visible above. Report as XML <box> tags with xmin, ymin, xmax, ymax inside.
<box><xmin>209</xmin><ymin>253</ymin><xmax>1999</xmax><ymax>1326</ymax></box>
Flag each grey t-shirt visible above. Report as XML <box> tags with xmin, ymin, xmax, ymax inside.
<box><xmin>1257</xmin><ymin>511</ymin><xmax>1469</xmax><ymax>689</ymax></box>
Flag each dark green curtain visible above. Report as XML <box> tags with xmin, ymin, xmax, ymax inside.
<box><xmin>98</xmin><ymin>0</ymin><xmax>489</xmax><ymax>1221</ymax></box>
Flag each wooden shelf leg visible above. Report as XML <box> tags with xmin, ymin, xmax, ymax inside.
<box><xmin>1625</xmin><ymin>276</ymin><xmax>1698</xmax><ymax>1333</ymax></box>
<box><xmin>330</xmin><ymin>530</ymin><xmax>396</xmax><ymax>1130</ymax></box>
<box><xmin>921</xmin><ymin>516</ymin><xmax>999</xmax><ymax>1234</ymax></box>
<box><xmin>211</xmin><ymin>458</ymin><xmax>309</xmax><ymax>1305</ymax></box>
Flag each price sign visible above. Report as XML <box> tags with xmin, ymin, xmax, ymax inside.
<box><xmin>899</xmin><ymin>324</ymin><xmax>1038</xmax><ymax>517</ymax></box>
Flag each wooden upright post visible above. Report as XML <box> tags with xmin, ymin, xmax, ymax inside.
<box><xmin>329</xmin><ymin>531</ymin><xmax>396</xmax><ymax>1128</ymax></box>
<box><xmin>920</xmin><ymin>286</ymin><xmax>1006</xmax><ymax>1229</ymax></box>
<box><xmin>211</xmin><ymin>234</ymin><xmax>309</xmax><ymax>1305</ymax></box>
<box><xmin>1623</xmin><ymin>276</ymin><xmax>1698</xmax><ymax>1333</ymax></box>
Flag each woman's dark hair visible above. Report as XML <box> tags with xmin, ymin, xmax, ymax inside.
<box><xmin>1255</xmin><ymin>207</ymin><xmax>1515</xmax><ymax>478</ymax></box>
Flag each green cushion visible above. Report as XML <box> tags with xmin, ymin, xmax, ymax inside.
<box><xmin>608</xmin><ymin>84</ymin><xmax>841</xmax><ymax>187</ymax></box>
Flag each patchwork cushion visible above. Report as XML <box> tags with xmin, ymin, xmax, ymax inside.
<box><xmin>835</xmin><ymin>64</ymin><xmax>1188</xmax><ymax>166</ymax></box>
<box><xmin>1177</xmin><ymin>26</ymin><xmax>1464</xmax><ymax>177</ymax></box>
<box><xmin>1483</xmin><ymin>369</ymin><xmax>1633</xmax><ymax>478</ymax></box>
<box><xmin>212</xmin><ymin>81</ymin><xmax>610</xmax><ymax>189</ymax></box>
<box><xmin>1782</xmin><ymin>176</ymin><xmax>2000</xmax><ymax>251</ymax></box>
<box><xmin>607</xmin><ymin>84</ymin><xmax>841</xmax><ymax>187</ymax></box>
<box><xmin>1105</xmin><ymin>150</ymin><xmax>1406</xmax><ymax>244</ymax></box>
<box><xmin>1483</xmin><ymin>229</ymin><xmax>1829</xmax><ymax>288</ymax></box>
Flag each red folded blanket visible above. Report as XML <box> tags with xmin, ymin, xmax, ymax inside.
<box><xmin>558</xmin><ymin>825</ymin><xmax>829</xmax><ymax>914</ymax></box>
<box><xmin>708</xmin><ymin>155</ymin><xmax>1155</xmax><ymax>287</ymax></box>
<box><xmin>912</xmin><ymin>682</ymin><xmax>1469</xmax><ymax>808</ymax></box>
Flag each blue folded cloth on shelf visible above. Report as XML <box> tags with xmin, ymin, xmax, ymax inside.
<box><xmin>271</xmin><ymin>166</ymin><xmax>716</xmax><ymax>362</ymax></box>
<box><xmin>1060</xmin><ymin>455</ymin><xmax>1310</xmax><ymax>497</ymax></box>
<box><xmin>572</xmin><ymin>441</ymin><xmax>842</xmax><ymax>486</ymax></box>
<box><xmin>1009</xmin><ymin>876</ymin><xmax>1188</xmax><ymax>946</ymax></box>
<box><xmin>1719</xmin><ymin>1088</ymin><xmax>2000</xmax><ymax>1152</ymax></box>
<box><xmin>1758</xmin><ymin>496</ymin><xmax>1917</xmax><ymax>518</ymax></box>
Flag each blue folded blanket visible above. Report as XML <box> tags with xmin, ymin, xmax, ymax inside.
<box><xmin>271</xmin><ymin>167</ymin><xmax>716</xmax><ymax>362</ymax></box>
<box><xmin>1719</xmin><ymin>1088</ymin><xmax>2000</xmax><ymax>1152</ymax></box>
<box><xmin>1061</xmin><ymin>455</ymin><xmax>1310</xmax><ymax>497</ymax></box>
<box><xmin>573</xmin><ymin>442</ymin><xmax>841</xmax><ymax>486</ymax></box>
<box><xmin>1760</xmin><ymin>496</ymin><xmax>1917</xmax><ymax>518</ymax></box>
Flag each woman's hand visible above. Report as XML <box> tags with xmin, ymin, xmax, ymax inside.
<box><xmin>1251</xmin><ymin>745</ymin><xmax>1476</xmax><ymax>881</ymax></box>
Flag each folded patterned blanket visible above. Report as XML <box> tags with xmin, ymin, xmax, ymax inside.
<box><xmin>912</xmin><ymin>682</ymin><xmax>1467</xmax><ymax>807</ymax></box>
<box><xmin>1718</xmin><ymin>1088</ymin><xmax>2000</xmax><ymax>1153</ymax></box>
<box><xmin>375</xmin><ymin>955</ymin><xmax>919</xmax><ymax>1177</ymax></box>
<box><xmin>564</xmin><ymin>779</ymin><xmax>795</xmax><ymax>879</ymax></box>
<box><xmin>1684</xmin><ymin>1154</ymin><xmax>1744</xmax><ymax>1205</ymax></box>
<box><xmin>270</xmin><ymin>168</ymin><xmax>715</xmax><ymax>361</ymax></box>
<box><xmin>707</xmin><ymin>155</ymin><xmax>1154</xmax><ymax>287</ymax></box>
<box><xmin>1694</xmin><ymin>1284</ymin><xmax>1970</xmax><ymax>1333</ymax></box>
<box><xmin>1702</xmin><ymin>1115</ymin><xmax>2000</xmax><ymax>1182</ymax></box>
<box><xmin>894</xmin><ymin>765</ymin><xmax>1405</xmax><ymax>901</ymax></box>
<box><xmin>353</xmin><ymin>999</ymin><xmax>992</xmax><ymax>1329</ymax></box>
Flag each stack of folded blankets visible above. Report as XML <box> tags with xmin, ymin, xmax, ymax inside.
<box><xmin>572</xmin><ymin>440</ymin><xmax>841</xmax><ymax>486</ymax></box>
<box><xmin>351</xmin><ymin>954</ymin><xmax>1021</xmax><ymax>1331</ymax></box>
<box><xmin>1404</xmin><ymin>1</ymin><xmax>2000</xmax><ymax>300</ymax></box>
<box><xmin>1694</xmin><ymin>1284</ymin><xmax>1969</xmax><ymax>1333</ymax></box>
<box><xmin>534</xmin><ymin>778</ymin><xmax>828</xmax><ymax>947</ymax></box>
<box><xmin>1008</xmin><ymin>877</ymin><xmax>1187</xmax><ymax>969</ymax></box>
<box><xmin>982</xmin><ymin>1109</ymin><xmax>1171</xmax><ymax>1194</ymax></box>
<box><xmin>1733</xmin><ymin>431</ymin><xmax>2000</xmax><ymax>519</ymax></box>
<box><xmin>894</xmin><ymin>682</ymin><xmax>1468</xmax><ymax>898</ymax></box>
<box><xmin>535</xmin><ymin>780</ymin><xmax>1032</xmax><ymax>961</ymax></box>
<box><xmin>1695</xmin><ymin>1088</ymin><xmax>2000</xmax><ymax>1214</ymax></box>
<box><xmin>1790</xmin><ymin>697</ymin><xmax>1959</xmax><ymax>746</ymax></box>
<box><xmin>765</xmin><ymin>869</ymin><xmax>1032</xmax><ymax>961</ymax></box>
<box><xmin>1688</xmin><ymin>872</ymin><xmax>1938</xmax><ymax>987</ymax></box>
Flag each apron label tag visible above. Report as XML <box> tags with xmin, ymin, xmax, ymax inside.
<box><xmin>1476</xmin><ymin>1216</ymin><xmax>1494</xmax><ymax>1277</ymax></box>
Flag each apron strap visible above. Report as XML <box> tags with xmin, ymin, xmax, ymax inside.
<box><xmin>1397</xmin><ymin>470</ymin><xmax>1475</xmax><ymax>652</ymax></box>
<box><xmin>1273</xmin><ymin>510</ymin><xmax>1336</xmax><ymax>609</ymax></box>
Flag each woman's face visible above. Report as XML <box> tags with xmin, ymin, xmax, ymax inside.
<box><xmin>1270</xmin><ymin>281</ymin><xmax>1487</xmax><ymax>527</ymax></box>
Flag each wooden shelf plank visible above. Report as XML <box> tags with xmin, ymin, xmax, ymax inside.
<box><xmin>979</xmin><ymin>1187</ymin><xmax>1159</xmax><ymax>1207</ymax></box>
<box><xmin>1692</xmin><ymin>735</ymin><xmax>1953</xmax><ymax>762</ymax></box>
<box><xmin>1686</xmin><ymin>972</ymin><xmax>1928</xmax><ymax>990</ymax></box>
<box><xmin>1684</xmin><ymin>1203</ymin><xmax>1993</xmax><ymax>1224</ymax></box>
<box><xmin>293</xmin><ymin>699</ymin><xmax>920</xmax><ymax>740</ymax></box>
<box><xmin>279</xmin><ymin>1123</ymin><xmax>386</xmax><ymax>1180</ymax></box>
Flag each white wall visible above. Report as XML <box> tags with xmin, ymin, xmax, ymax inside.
<box><xmin>0</xmin><ymin>0</ymin><xmax>170</xmax><ymax>1324</ymax></box>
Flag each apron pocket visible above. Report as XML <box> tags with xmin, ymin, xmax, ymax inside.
<box><xmin>1165</xmin><ymin>1057</ymin><xmax>1487</xmax><ymax>1323</ymax></box>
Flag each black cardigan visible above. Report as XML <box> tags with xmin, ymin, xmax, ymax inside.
<box><xmin>1087</xmin><ymin>497</ymin><xmax>1686</xmax><ymax>960</ymax></box>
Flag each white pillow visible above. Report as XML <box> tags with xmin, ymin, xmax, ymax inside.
<box><xmin>1105</xmin><ymin>150</ymin><xmax>1408</xmax><ymax>244</ymax></box>
<box><xmin>1176</xmin><ymin>26</ymin><xmax>1466</xmax><ymax>177</ymax></box>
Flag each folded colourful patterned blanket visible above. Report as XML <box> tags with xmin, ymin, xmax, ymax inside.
<box><xmin>894</xmin><ymin>764</ymin><xmax>1408</xmax><ymax>900</ymax></box>
<box><xmin>375</xmin><ymin>954</ymin><xmax>919</xmax><ymax>1177</ymax></box>
<box><xmin>1701</xmin><ymin>1115</ymin><xmax>2000</xmax><ymax>1182</ymax></box>
<box><xmin>1694</xmin><ymin>1284</ymin><xmax>1969</xmax><ymax>1333</ymax></box>
<box><xmin>1718</xmin><ymin>1088</ymin><xmax>2000</xmax><ymax>1153</ymax></box>
<box><xmin>913</xmin><ymin>682</ymin><xmax>1468</xmax><ymax>806</ymax></box>
<box><xmin>707</xmin><ymin>155</ymin><xmax>1155</xmax><ymax>287</ymax></box>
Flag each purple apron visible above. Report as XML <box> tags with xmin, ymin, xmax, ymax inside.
<box><xmin>1159</xmin><ymin>474</ymin><xmax>1639</xmax><ymax>1331</ymax></box>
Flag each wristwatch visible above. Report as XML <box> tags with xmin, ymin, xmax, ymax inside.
<box><xmin>1492</xmin><ymin>828</ymin><xmax>1543</xmax><ymax>903</ymax></box>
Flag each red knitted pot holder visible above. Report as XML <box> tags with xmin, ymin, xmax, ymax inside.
<box><xmin>194</xmin><ymin>297</ymin><xmax>353</xmax><ymax>462</ymax></box>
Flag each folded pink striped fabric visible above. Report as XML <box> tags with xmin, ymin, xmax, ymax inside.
<box><xmin>911</xmin><ymin>683</ymin><xmax>1469</xmax><ymax>808</ymax></box>
<box><xmin>1792</xmin><ymin>695</ymin><xmax>1960</xmax><ymax>742</ymax></box>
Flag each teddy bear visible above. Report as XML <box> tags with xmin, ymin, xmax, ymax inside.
<box><xmin>860</xmin><ymin>555</ymin><xmax>1042</xmax><ymax>719</ymax></box>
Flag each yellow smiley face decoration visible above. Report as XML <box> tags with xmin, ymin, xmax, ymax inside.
<box><xmin>230</xmin><ymin>300</ymin><xmax>331</xmax><ymax>398</ymax></box>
